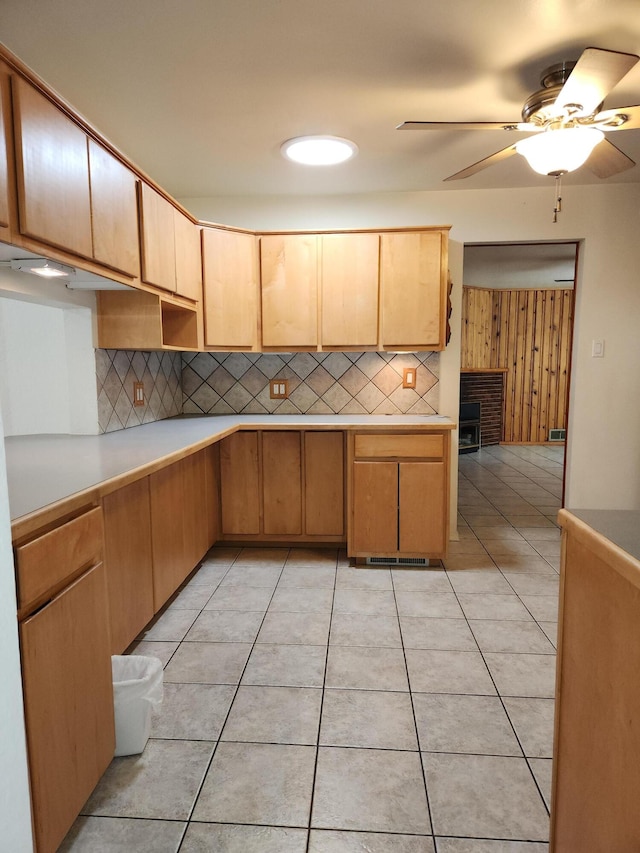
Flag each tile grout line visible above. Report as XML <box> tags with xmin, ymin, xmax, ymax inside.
<box><xmin>174</xmin><ymin>548</ymin><xmax>290</xmax><ymax>851</ymax></box>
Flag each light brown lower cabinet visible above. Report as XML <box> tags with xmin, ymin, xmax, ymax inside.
<box><xmin>219</xmin><ymin>430</ymin><xmax>345</xmax><ymax>541</ymax></box>
<box><xmin>551</xmin><ymin>510</ymin><xmax>640</xmax><ymax>851</ymax></box>
<box><xmin>348</xmin><ymin>432</ymin><xmax>449</xmax><ymax>559</ymax></box>
<box><xmin>102</xmin><ymin>478</ymin><xmax>155</xmax><ymax>654</ymax></box>
<box><xmin>20</xmin><ymin>563</ymin><xmax>114</xmax><ymax>853</ymax></box>
<box><xmin>150</xmin><ymin>449</ymin><xmax>217</xmax><ymax>609</ymax></box>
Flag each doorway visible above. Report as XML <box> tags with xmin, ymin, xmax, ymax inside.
<box><xmin>460</xmin><ymin>241</ymin><xmax>579</xmax><ymax>498</ymax></box>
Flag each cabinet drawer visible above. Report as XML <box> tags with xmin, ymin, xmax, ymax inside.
<box><xmin>354</xmin><ymin>433</ymin><xmax>444</xmax><ymax>460</ymax></box>
<box><xmin>15</xmin><ymin>507</ymin><xmax>103</xmax><ymax>610</ymax></box>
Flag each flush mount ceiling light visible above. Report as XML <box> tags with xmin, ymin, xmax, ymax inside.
<box><xmin>10</xmin><ymin>258</ymin><xmax>75</xmax><ymax>278</ymax></box>
<box><xmin>515</xmin><ymin>126</ymin><xmax>605</xmax><ymax>176</ymax></box>
<box><xmin>281</xmin><ymin>135</ymin><xmax>358</xmax><ymax>165</ymax></box>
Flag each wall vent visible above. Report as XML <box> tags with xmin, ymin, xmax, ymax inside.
<box><xmin>549</xmin><ymin>429</ymin><xmax>566</xmax><ymax>442</ymax></box>
<box><xmin>366</xmin><ymin>556</ymin><xmax>430</xmax><ymax>567</ymax></box>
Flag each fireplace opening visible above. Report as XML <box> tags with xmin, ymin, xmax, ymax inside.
<box><xmin>459</xmin><ymin>401</ymin><xmax>481</xmax><ymax>454</ymax></box>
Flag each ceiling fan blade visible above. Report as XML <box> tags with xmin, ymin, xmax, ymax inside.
<box><xmin>444</xmin><ymin>143</ymin><xmax>519</xmax><ymax>181</ymax></box>
<box><xmin>398</xmin><ymin>120</ymin><xmax>537</xmax><ymax>132</ymax></box>
<box><xmin>592</xmin><ymin>104</ymin><xmax>640</xmax><ymax>130</ymax></box>
<box><xmin>555</xmin><ymin>47</ymin><xmax>639</xmax><ymax>116</ymax></box>
<box><xmin>586</xmin><ymin>137</ymin><xmax>636</xmax><ymax>178</ymax></box>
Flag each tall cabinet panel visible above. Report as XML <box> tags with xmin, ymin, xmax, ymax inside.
<box><xmin>220</xmin><ymin>431</ymin><xmax>261</xmax><ymax>535</ymax></box>
<box><xmin>102</xmin><ymin>478</ymin><xmax>154</xmax><ymax>654</ymax></box>
<box><xmin>261</xmin><ymin>234</ymin><xmax>318</xmax><ymax>348</ymax></box>
<box><xmin>12</xmin><ymin>75</ymin><xmax>93</xmax><ymax>257</ymax></box>
<box><xmin>88</xmin><ymin>139</ymin><xmax>140</xmax><ymax>277</ymax></box>
<box><xmin>202</xmin><ymin>227</ymin><xmax>260</xmax><ymax>349</ymax></box>
<box><xmin>321</xmin><ymin>233</ymin><xmax>379</xmax><ymax>347</ymax></box>
<box><xmin>0</xmin><ymin>64</ymin><xmax>11</xmax><ymax>234</ymax></box>
<box><xmin>305</xmin><ymin>431</ymin><xmax>345</xmax><ymax>536</ymax></box>
<box><xmin>149</xmin><ymin>460</ymin><xmax>186</xmax><ymax>609</ymax></box>
<box><xmin>262</xmin><ymin>431</ymin><xmax>302</xmax><ymax>535</ymax></box>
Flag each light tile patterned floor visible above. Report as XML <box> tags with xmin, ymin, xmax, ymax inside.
<box><xmin>61</xmin><ymin>444</ymin><xmax>562</xmax><ymax>852</ymax></box>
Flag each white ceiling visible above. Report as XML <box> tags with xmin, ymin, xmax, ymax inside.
<box><xmin>1</xmin><ymin>0</ymin><xmax>640</xmax><ymax>200</ymax></box>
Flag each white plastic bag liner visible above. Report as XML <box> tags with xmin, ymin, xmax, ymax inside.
<box><xmin>111</xmin><ymin>655</ymin><xmax>163</xmax><ymax>757</ymax></box>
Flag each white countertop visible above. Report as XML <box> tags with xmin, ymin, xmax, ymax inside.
<box><xmin>5</xmin><ymin>414</ymin><xmax>455</xmax><ymax>523</ymax></box>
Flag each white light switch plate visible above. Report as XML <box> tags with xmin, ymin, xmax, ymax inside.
<box><xmin>592</xmin><ymin>340</ymin><xmax>604</xmax><ymax>358</ymax></box>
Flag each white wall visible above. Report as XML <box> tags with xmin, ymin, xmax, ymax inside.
<box><xmin>0</xmin><ymin>403</ymin><xmax>34</xmax><ymax>852</ymax></box>
<box><xmin>0</xmin><ymin>270</ymin><xmax>99</xmax><ymax>436</ymax></box>
<box><xmin>183</xmin><ymin>182</ymin><xmax>640</xmax><ymax>510</ymax></box>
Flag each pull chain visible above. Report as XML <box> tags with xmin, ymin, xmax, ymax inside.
<box><xmin>553</xmin><ymin>174</ymin><xmax>562</xmax><ymax>223</ymax></box>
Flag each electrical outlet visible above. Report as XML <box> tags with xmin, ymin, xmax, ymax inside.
<box><xmin>133</xmin><ymin>381</ymin><xmax>145</xmax><ymax>406</ymax></box>
<box><xmin>269</xmin><ymin>379</ymin><xmax>289</xmax><ymax>399</ymax></box>
<box><xmin>402</xmin><ymin>367</ymin><xmax>417</xmax><ymax>389</ymax></box>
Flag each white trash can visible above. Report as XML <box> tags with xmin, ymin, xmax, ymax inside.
<box><xmin>111</xmin><ymin>655</ymin><xmax>163</xmax><ymax>757</ymax></box>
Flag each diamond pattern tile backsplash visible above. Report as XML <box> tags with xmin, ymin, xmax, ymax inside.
<box><xmin>182</xmin><ymin>351</ymin><xmax>440</xmax><ymax>416</ymax></box>
<box><xmin>96</xmin><ymin>349</ymin><xmax>183</xmax><ymax>433</ymax></box>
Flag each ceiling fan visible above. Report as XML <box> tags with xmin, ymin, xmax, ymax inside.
<box><xmin>398</xmin><ymin>47</ymin><xmax>640</xmax><ymax>182</ymax></box>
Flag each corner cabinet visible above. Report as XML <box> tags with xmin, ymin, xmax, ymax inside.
<box><xmin>202</xmin><ymin>227</ymin><xmax>260</xmax><ymax>350</ymax></box>
<box><xmin>219</xmin><ymin>429</ymin><xmax>345</xmax><ymax>542</ymax></box>
<box><xmin>348</xmin><ymin>431</ymin><xmax>450</xmax><ymax>561</ymax></box>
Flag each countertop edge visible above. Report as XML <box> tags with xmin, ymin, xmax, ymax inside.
<box><xmin>8</xmin><ymin>414</ymin><xmax>456</xmax><ymax>537</ymax></box>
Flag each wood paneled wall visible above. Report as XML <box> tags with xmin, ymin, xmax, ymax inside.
<box><xmin>461</xmin><ymin>286</ymin><xmax>574</xmax><ymax>443</ymax></box>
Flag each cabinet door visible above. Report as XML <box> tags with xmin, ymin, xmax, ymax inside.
<box><xmin>263</xmin><ymin>431</ymin><xmax>302</xmax><ymax>535</ymax></box>
<box><xmin>183</xmin><ymin>449</ymin><xmax>214</xmax><ymax>569</ymax></box>
<box><xmin>305</xmin><ymin>431</ymin><xmax>344</xmax><ymax>535</ymax></box>
<box><xmin>20</xmin><ymin>563</ymin><xmax>114</xmax><ymax>853</ymax></box>
<box><xmin>202</xmin><ymin>228</ymin><xmax>260</xmax><ymax>349</ymax></box>
<box><xmin>102</xmin><ymin>478</ymin><xmax>154</xmax><ymax>654</ymax></box>
<box><xmin>399</xmin><ymin>461</ymin><xmax>446</xmax><ymax>554</ymax></box>
<box><xmin>261</xmin><ymin>234</ymin><xmax>318</xmax><ymax>347</ymax></box>
<box><xmin>139</xmin><ymin>182</ymin><xmax>176</xmax><ymax>292</ymax></box>
<box><xmin>351</xmin><ymin>461</ymin><xmax>398</xmax><ymax>554</ymax></box>
<box><xmin>88</xmin><ymin>139</ymin><xmax>140</xmax><ymax>276</ymax></box>
<box><xmin>0</xmin><ymin>66</ymin><xmax>10</xmax><ymax>233</ymax></box>
<box><xmin>174</xmin><ymin>209</ymin><xmax>202</xmax><ymax>301</ymax></box>
<box><xmin>150</xmin><ymin>460</ymin><xmax>186</xmax><ymax>609</ymax></box>
<box><xmin>321</xmin><ymin>233</ymin><xmax>379</xmax><ymax>347</ymax></box>
<box><xmin>12</xmin><ymin>75</ymin><xmax>93</xmax><ymax>258</ymax></box>
<box><xmin>380</xmin><ymin>231</ymin><xmax>445</xmax><ymax>348</ymax></box>
<box><xmin>220</xmin><ymin>431</ymin><xmax>260</xmax><ymax>534</ymax></box>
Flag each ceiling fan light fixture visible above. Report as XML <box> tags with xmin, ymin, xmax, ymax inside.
<box><xmin>281</xmin><ymin>135</ymin><xmax>358</xmax><ymax>166</ymax></box>
<box><xmin>515</xmin><ymin>126</ymin><xmax>604</xmax><ymax>176</ymax></box>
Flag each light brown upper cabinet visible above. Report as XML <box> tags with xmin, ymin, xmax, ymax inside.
<box><xmin>202</xmin><ymin>227</ymin><xmax>260</xmax><ymax>349</ymax></box>
<box><xmin>0</xmin><ymin>64</ymin><xmax>11</xmax><ymax>236</ymax></box>
<box><xmin>260</xmin><ymin>233</ymin><xmax>318</xmax><ymax>348</ymax></box>
<box><xmin>12</xmin><ymin>75</ymin><xmax>93</xmax><ymax>258</ymax></box>
<box><xmin>321</xmin><ymin>233</ymin><xmax>380</xmax><ymax>348</ymax></box>
<box><xmin>12</xmin><ymin>75</ymin><xmax>142</xmax><ymax>276</ymax></box>
<box><xmin>380</xmin><ymin>230</ymin><xmax>448</xmax><ymax>350</ymax></box>
<box><xmin>138</xmin><ymin>182</ymin><xmax>177</xmax><ymax>293</ymax></box>
<box><xmin>88</xmin><ymin>139</ymin><xmax>139</xmax><ymax>277</ymax></box>
<box><xmin>173</xmin><ymin>208</ymin><xmax>203</xmax><ymax>301</ymax></box>
<box><xmin>139</xmin><ymin>182</ymin><xmax>203</xmax><ymax>301</ymax></box>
